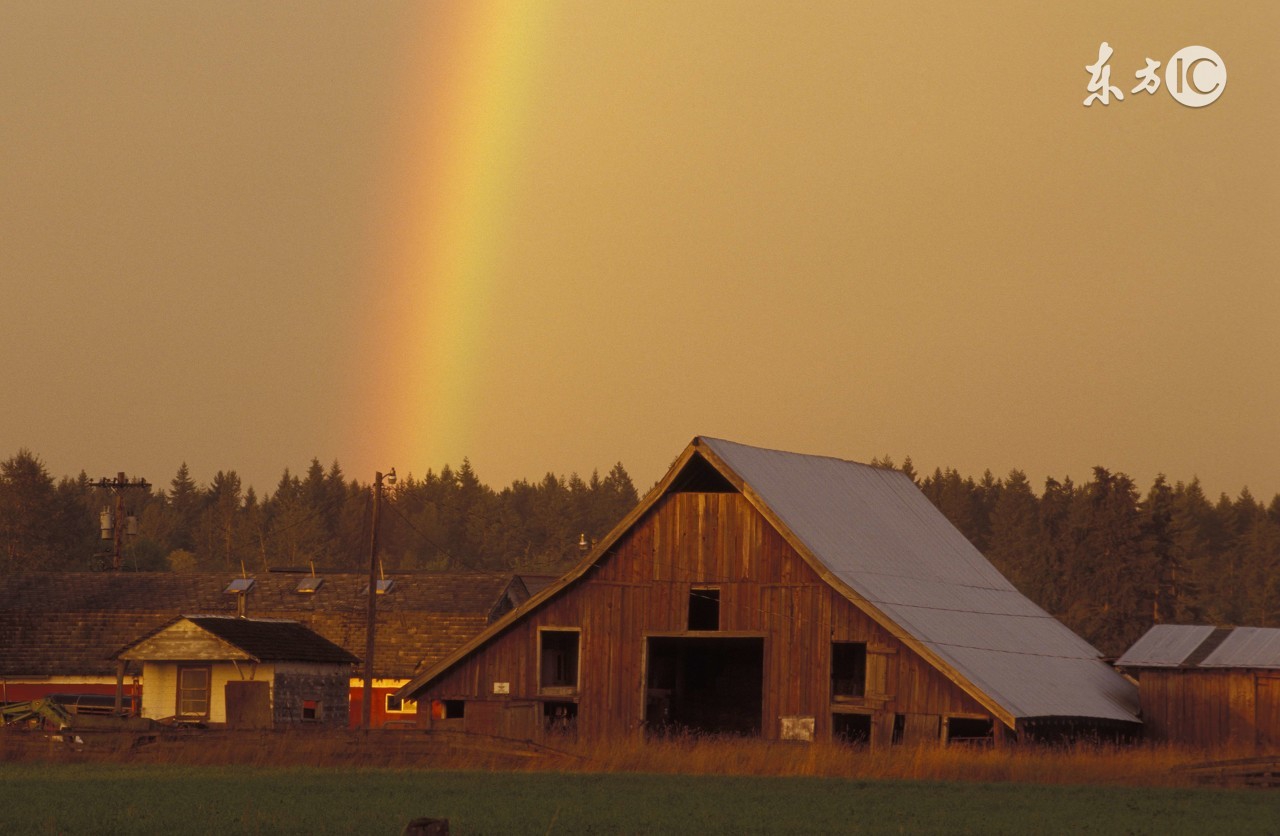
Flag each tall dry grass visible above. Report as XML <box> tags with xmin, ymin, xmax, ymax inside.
<box><xmin>0</xmin><ymin>727</ymin><xmax>1248</xmax><ymax>788</ymax></box>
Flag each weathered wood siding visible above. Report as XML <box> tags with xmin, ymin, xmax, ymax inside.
<box><xmin>1139</xmin><ymin>669</ymin><xmax>1280</xmax><ymax>749</ymax></box>
<box><xmin>417</xmin><ymin>492</ymin><xmax>989</xmax><ymax>742</ymax></box>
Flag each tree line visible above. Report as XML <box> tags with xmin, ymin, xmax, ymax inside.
<box><xmin>0</xmin><ymin>450</ymin><xmax>638</xmax><ymax>579</ymax></box>
<box><xmin>2</xmin><ymin>447</ymin><xmax>1277</xmax><ymax>655</ymax></box>
<box><xmin>871</xmin><ymin>456</ymin><xmax>1280</xmax><ymax>656</ymax></box>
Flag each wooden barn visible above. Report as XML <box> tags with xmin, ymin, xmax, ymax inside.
<box><xmin>0</xmin><ymin>571</ymin><xmax>527</xmax><ymax>727</ymax></box>
<box><xmin>1116</xmin><ymin>625</ymin><xmax>1280</xmax><ymax>749</ymax></box>
<box><xmin>397</xmin><ymin>437</ymin><xmax>1139</xmax><ymax>746</ymax></box>
<box><xmin>115</xmin><ymin>616</ymin><xmax>358</xmax><ymax>728</ymax></box>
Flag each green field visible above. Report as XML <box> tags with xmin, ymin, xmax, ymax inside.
<box><xmin>1</xmin><ymin>764</ymin><xmax>1278</xmax><ymax>835</ymax></box>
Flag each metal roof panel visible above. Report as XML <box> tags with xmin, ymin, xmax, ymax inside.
<box><xmin>700</xmin><ymin>437</ymin><xmax>1140</xmax><ymax>723</ymax></box>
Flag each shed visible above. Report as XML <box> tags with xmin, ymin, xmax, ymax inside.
<box><xmin>0</xmin><ymin>572</ymin><xmax>527</xmax><ymax>727</ymax></box>
<box><xmin>1116</xmin><ymin>624</ymin><xmax>1280</xmax><ymax>749</ymax></box>
<box><xmin>115</xmin><ymin>616</ymin><xmax>358</xmax><ymax>728</ymax></box>
<box><xmin>397</xmin><ymin>437</ymin><xmax>1139</xmax><ymax>746</ymax></box>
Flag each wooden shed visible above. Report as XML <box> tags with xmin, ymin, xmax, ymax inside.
<box><xmin>1116</xmin><ymin>625</ymin><xmax>1280</xmax><ymax>749</ymax></box>
<box><xmin>397</xmin><ymin>437</ymin><xmax>1139</xmax><ymax>747</ymax></box>
<box><xmin>115</xmin><ymin>616</ymin><xmax>358</xmax><ymax>728</ymax></box>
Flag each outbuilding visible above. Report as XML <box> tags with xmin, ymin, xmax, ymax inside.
<box><xmin>397</xmin><ymin>437</ymin><xmax>1139</xmax><ymax>746</ymax></box>
<box><xmin>115</xmin><ymin>615</ymin><xmax>358</xmax><ymax>728</ymax></box>
<box><xmin>1116</xmin><ymin>624</ymin><xmax>1280</xmax><ymax>749</ymax></box>
<box><xmin>0</xmin><ymin>571</ymin><xmax>527</xmax><ymax>727</ymax></box>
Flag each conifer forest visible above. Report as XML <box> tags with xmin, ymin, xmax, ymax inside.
<box><xmin>2</xmin><ymin>448</ymin><xmax>1277</xmax><ymax>657</ymax></box>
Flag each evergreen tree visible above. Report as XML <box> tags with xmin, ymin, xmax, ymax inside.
<box><xmin>985</xmin><ymin>470</ymin><xmax>1040</xmax><ymax>598</ymax></box>
<box><xmin>0</xmin><ymin>450</ymin><xmax>62</xmax><ymax>571</ymax></box>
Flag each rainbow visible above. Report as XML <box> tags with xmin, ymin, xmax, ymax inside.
<box><xmin>359</xmin><ymin>3</ymin><xmax>549</xmax><ymax>476</ymax></box>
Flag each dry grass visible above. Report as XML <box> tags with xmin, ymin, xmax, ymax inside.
<box><xmin>0</xmin><ymin>727</ymin><xmax>1244</xmax><ymax>789</ymax></box>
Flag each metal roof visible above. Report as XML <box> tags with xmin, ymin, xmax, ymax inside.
<box><xmin>700</xmin><ymin>437</ymin><xmax>1140</xmax><ymax>724</ymax></box>
<box><xmin>1113</xmin><ymin>624</ymin><xmax>1218</xmax><ymax>668</ymax></box>
<box><xmin>1200</xmin><ymin>627</ymin><xmax>1280</xmax><ymax>669</ymax></box>
<box><xmin>1116</xmin><ymin>625</ymin><xmax>1280</xmax><ymax>670</ymax></box>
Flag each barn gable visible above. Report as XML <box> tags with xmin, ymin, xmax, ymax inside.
<box><xmin>399</xmin><ymin>437</ymin><xmax>1139</xmax><ymax>740</ymax></box>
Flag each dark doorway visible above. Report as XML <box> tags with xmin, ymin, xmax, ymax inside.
<box><xmin>644</xmin><ymin>637</ymin><xmax>763</xmax><ymax>736</ymax></box>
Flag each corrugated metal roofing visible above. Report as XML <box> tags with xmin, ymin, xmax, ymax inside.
<box><xmin>700</xmin><ymin>437</ymin><xmax>1140</xmax><ymax>724</ymax></box>
<box><xmin>1114</xmin><ymin>624</ymin><xmax>1218</xmax><ymax>668</ymax></box>
<box><xmin>1116</xmin><ymin>625</ymin><xmax>1280</xmax><ymax>670</ymax></box>
<box><xmin>1200</xmin><ymin>627</ymin><xmax>1280</xmax><ymax>669</ymax></box>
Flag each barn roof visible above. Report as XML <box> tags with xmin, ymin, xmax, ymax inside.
<box><xmin>1118</xmin><ymin>625</ymin><xmax>1280</xmax><ymax>670</ymax></box>
<box><xmin>117</xmin><ymin>616</ymin><xmax>360</xmax><ymax>665</ymax></box>
<box><xmin>399</xmin><ymin>437</ymin><xmax>1139</xmax><ymax>726</ymax></box>
<box><xmin>0</xmin><ymin>572</ymin><xmax>526</xmax><ymax>679</ymax></box>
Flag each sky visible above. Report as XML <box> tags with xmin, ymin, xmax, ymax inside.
<box><xmin>1</xmin><ymin>1</ymin><xmax>1276</xmax><ymax>501</ymax></box>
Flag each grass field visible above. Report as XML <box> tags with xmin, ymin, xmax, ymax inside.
<box><xmin>2</xmin><ymin>763</ymin><xmax>1280</xmax><ymax>835</ymax></box>
<box><xmin>3</xmin><ymin>732</ymin><xmax>1280</xmax><ymax>834</ymax></box>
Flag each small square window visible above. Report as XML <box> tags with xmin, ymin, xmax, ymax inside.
<box><xmin>543</xmin><ymin>701</ymin><xmax>577</xmax><ymax>736</ymax></box>
<box><xmin>429</xmin><ymin>700</ymin><xmax>464</xmax><ymax>719</ymax></box>
<box><xmin>301</xmin><ymin>699</ymin><xmax>320</xmax><ymax>721</ymax></box>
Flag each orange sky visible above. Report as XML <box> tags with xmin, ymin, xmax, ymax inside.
<box><xmin>2</xmin><ymin>2</ymin><xmax>1276</xmax><ymax>499</ymax></box>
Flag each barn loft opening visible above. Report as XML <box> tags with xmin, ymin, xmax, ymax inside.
<box><xmin>644</xmin><ymin>636</ymin><xmax>763</xmax><ymax>736</ymax></box>
<box><xmin>669</xmin><ymin>454</ymin><xmax>737</xmax><ymax>493</ymax></box>
<box><xmin>539</xmin><ymin>629</ymin><xmax>580</xmax><ymax>694</ymax></box>
<box><xmin>688</xmin><ymin>587</ymin><xmax>721</xmax><ymax>630</ymax></box>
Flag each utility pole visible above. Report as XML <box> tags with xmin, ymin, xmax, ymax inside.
<box><xmin>95</xmin><ymin>473</ymin><xmax>151</xmax><ymax>571</ymax></box>
<box><xmin>363</xmin><ymin>467</ymin><xmax>395</xmax><ymax>731</ymax></box>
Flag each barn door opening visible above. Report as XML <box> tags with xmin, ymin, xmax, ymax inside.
<box><xmin>644</xmin><ymin>637</ymin><xmax>763</xmax><ymax>736</ymax></box>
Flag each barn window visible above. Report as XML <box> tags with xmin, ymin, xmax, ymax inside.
<box><xmin>539</xmin><ymin>629</ymin><xmax>580</xmax><ymax>693</ymax></box>
<box><xmin>429</xmin><ymin>699</ymin><xmax>465</xmax><ymax>719</ymax></box>
<box><xmin>301</xmin><ymin>699</ymin><xmax>320</xmax><ymax>721</ymax></box>
<box><xmin>833</xmin><ymin>713</ymin><xmax>872</xmax><ymax>744</ymax></box>
<box><xmin>831</xmin><ymin>642</ymin><xmax>867</xmax><ymax>698</ymax></box>
<box><xmin>688</xmin><ymin>587</ymin><xmax>720</xmax><ymax>631</ymax></box>
<box><xmin>386</xmin><ymin>694</ymin><xmax>418</xmax><ymax>714</ymax></box>
<box><xmin>945</xmin><ymin>716</ymin><xmax>994</xmax><ymax>746</ymax></box>
<box><xmin>176</xmin><ymin>666</ymin><xmax>211</xmax><ymax>720</ymax></box>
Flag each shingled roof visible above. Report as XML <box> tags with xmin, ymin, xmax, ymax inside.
<box><xmin>117</xmin><ymin>616</ymin><xmax>360</xmax><ymax>665</ymax></box>
<box><xmin>0</xmin><ymin>572</ymin><xmax>526</xmax><ymax>679</ymax></box>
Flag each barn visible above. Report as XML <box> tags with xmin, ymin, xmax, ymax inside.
<box><xmin>397</xmin><ymin>437</ymin><xmax>1139</xmax><ymax>746</ymax></box>
<box><xmin>115</xmin><ymin>615</ymin><xmax>358</xmax><ymax>728</ymax></box>
<box><xmin>1116</xmin><ymin>624</ymin><xmax>1280</xmax><ymax>749</ymax></box>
